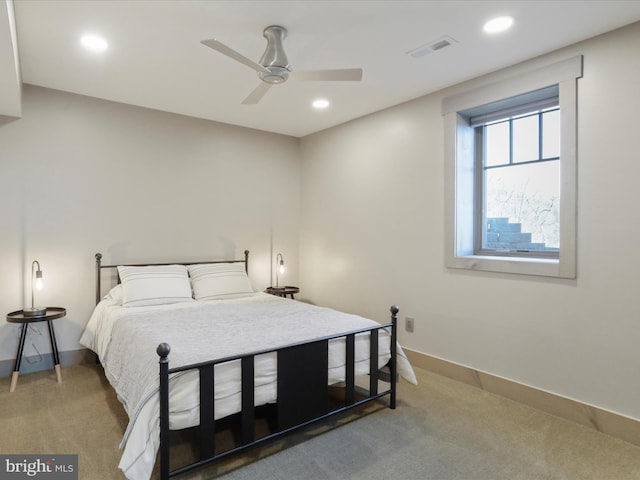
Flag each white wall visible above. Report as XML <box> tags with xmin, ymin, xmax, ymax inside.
<box><xmin>299</xmin><ymin>22</ymin><xmax>640</xmax><ymax>420</ymax></box>
<box><xmin>0</xmin><ymin>85</ymin><xmax>300</xmax><ymax>363</ymax></box>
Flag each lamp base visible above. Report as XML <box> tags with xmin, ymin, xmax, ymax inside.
<box><xmin>23</xmin><ymin>307</ymin><xmax>46</xmax><ymax>317</ymax></box>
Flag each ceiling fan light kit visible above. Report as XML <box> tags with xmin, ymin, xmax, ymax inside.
<box><xmin>201</xmin><ymin>25</ymin><xmax>363</xmax><ymax>104</ymax></box>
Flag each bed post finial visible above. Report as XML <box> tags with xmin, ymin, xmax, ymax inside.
<box><xmin>95</xmin><ymin>252</ymin><xmax>102</xmax><ymax>264</ymax></box>
<box><xmin>157</xmin><ymin>343</ymin><xmax>171</xmax><ymax>360</ymax></box>
<box><xmin>390</xmin><ymin>305</ymin><xmax>399</xmax><ymax>317</ymax></box>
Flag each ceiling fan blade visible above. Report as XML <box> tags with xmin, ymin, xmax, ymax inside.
<box><xmin>241</xmin><ymin>82</ymin><xmax>273</xmax><ymax>104</ymax></box>
<box><xmin>201</xmin><ymin>38</ymin><xmax>270</xmax><ymax>75</ymax></box>
<box><xmin>289</xmin><ymin>68</ymin><xmax>363</xmax><ymax>82</ymax></box>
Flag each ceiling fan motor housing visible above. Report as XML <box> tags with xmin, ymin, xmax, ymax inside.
<box><xmin>259</xmin><ymin>25</ymin><xmax>290</xmax><ymax>83</ymax></box>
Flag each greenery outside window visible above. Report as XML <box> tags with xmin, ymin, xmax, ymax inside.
<box><xmin>443</xmin><ymin>56</ymin><xmax>582</xmax><ymax>278</ymax></box>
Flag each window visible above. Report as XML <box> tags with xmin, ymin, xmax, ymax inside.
<box><xmin>476</xmin><ymin>93</ymin><xmax>560</xmax><ymax>258</ymax></box>
<box><xmin>443</xmin><ymin>56</ymin><xmax>582</xmax><ymax>278</ymax></box>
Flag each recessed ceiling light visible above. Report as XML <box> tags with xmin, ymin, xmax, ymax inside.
<box><xmin>312</xmin><ymin>99</ymin><xmax>330</xmax><ymax>110</ymax></box>
<box><xmin>483</xmin><ymin>16</ymin><xmax>514</xmax><ymax>34</ymax></box>
<box><xmin>81</xmin><ymin>34</ymin><xmax>108</xmax><ymax>52</ymax></box>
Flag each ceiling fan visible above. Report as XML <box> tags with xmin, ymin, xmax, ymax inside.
<box><xmin>201</xmin><ymin>25</ymin><xmax>363</xmax><ymax>104</ymax></box>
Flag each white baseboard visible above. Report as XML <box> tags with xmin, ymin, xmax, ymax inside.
<box><xmin>404</xmin><ymin>348</ymin><xmax>640</xmax><ymax>448</ymax></box>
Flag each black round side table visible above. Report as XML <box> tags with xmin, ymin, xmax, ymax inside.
<box><xmin>6</xmin><ymin>307</ymin><xmax>66</xmax><ymax>392</ymax></box>
<box><xmin>265</xmin><ymin>286</ymin><xmax>299</xmax><ymax>299</ymax></box>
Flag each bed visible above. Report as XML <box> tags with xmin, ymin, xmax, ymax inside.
<box><xmin>80</xmin><ymin>250</ymin><xmax>416</xmax><ymax>480</ymax></box>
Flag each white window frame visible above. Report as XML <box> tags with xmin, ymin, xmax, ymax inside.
<box><xmin>443</xmin><ymin>56</ymin><xmax>582</xmax><ymax>278</ymax></box>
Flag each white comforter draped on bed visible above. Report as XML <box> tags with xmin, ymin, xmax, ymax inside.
<box><xmin>81</xmin><ymin>292</ymin><xmax>416</xmax><ymax>480</ymax></box>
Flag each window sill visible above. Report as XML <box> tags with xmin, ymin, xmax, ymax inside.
<box><xmin>447</xmin><ymin>254</ymin><xmax>574</xmax><ymax>278</ymax></box>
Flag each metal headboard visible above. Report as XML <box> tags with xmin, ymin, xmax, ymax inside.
<box><xmin>94</xmin><ymin>250</ymin><xmax>250</xmax><ymax>305</ymax></box>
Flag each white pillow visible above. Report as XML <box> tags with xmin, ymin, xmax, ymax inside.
<box><xmin>117</xmin><ymin>265</ymin><xmax>193</xmax><ymax>307</ymax></box>
<box><xmin>187</xmin><ymin>263</ymin><xmax>254</xmax><ymax>301</ymax></box>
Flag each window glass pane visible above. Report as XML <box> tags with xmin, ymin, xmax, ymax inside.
<box><xmin>484</xmin><ymin>161</ymin><xmax>559</xmax><ymax>251</ymax></box>
<box><xmin>485</xmin><ymin>122</ymin><xmax>509</xmax><ymax>167</ymax></box>
<box><xmin>512</xmin><ymin>115</ymin><xmax>539</xmax><ymax>163</ymax></box>
<box><xmin>542</xmin><ymin>110</ymin><xmax>560</xmax><ymax>158</ymax></box>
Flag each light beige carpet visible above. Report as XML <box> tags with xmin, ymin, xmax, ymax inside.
<box><xmin>1</xmin><ymin>363</ymin><xmax>640</xmax><ymax>480</ymax></box>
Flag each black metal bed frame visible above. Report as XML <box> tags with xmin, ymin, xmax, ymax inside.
<box><xmin>94</xmin><ymin>250</ymin><xmax>398</xmax><ymax>480</ymax></box>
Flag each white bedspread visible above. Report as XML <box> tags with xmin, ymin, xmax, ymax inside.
<box><xmin>80</xmin><ymin>292</ymin><xmax>416</xmax><ymax>480</ymax></box>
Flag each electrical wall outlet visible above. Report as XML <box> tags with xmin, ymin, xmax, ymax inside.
<box><xmin>405</xmin><ymin>316</ymin><xmax>415</xmax><ymax>333</ymax></box>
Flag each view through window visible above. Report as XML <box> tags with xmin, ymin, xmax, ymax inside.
<box><xmin>479</xmin><ymin>107</ymin><xmax>560</xmax><ymax>256</ymax></box>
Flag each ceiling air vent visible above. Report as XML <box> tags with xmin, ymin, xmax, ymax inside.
<box><xmin>406</xmin><ymin>35</ymin><xmax>458</xmax><ymax>59</ymax></box>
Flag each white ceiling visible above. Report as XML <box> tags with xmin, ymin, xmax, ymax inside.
<box><xmin>3</xmin><ymin>0</ymin><xmax>640</xmax><ymax>137</ymax></box>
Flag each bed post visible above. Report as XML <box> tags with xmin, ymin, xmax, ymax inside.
<box><xmin>95</xmin><ymin>253</ymin><xmax>102</xmax><ymax>305</ymax></box>
<box><xmin>390</xmin><ymin>305</ymin><xmax>399</xmax><ymax>410</ymax></box>
<box><xmin>157</xmin><ymin>343</ymin><xmax>171</xmax><ymax>480</ymax></box>
<box><xmin>244</xmin><ymin>249</ymin><xmax>250</xmax><ymax>274</ymax></box>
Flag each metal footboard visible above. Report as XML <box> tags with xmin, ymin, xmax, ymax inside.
<box><xmin>157</xmin><ymin>305</ymin><xmax>399</xmax><ymax>479</ymax></box>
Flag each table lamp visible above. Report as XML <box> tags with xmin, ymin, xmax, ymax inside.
<box><xmin>276</xmin><ymin>253</ymin><xmax>285</xmax><ymax>287</ymax></box>
<box><xmin>24</xmin><ymin>260</ymin><xmax>45</xmax><ymax>317</ymax></box>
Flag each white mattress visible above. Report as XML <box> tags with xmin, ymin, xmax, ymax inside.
<box><xmin>80</xmin><ymin>292</ymin><xmax>416</xmax><ymax>480</ymax></box>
